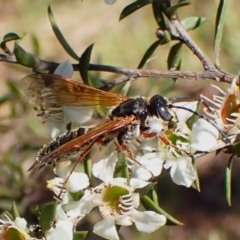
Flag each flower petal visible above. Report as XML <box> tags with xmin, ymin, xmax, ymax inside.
<box><xmin>131</xmin><ymin>209</ymin><xmax>166</xmax><ymax>233</ymax></box>
<box><xmin>93</xmin><ymin>218</ymin><xmax>119</xmax><ymax>240</ymax></box>
<box><xmin>139</xmin><ymin>138</ymin><xmax>161</xmax><ymax>152</ymax></box>
<box><xmin>64</xmin><ymin>190</ymin><xmax>99</xmax><ymax>216</ymax></box>
<box><xmin>62</xmin><ymin>106</ymin><xmax>93</xmax><ymax>125</ymax></box>
<box><xmin>168</xmin><ymin>156</ymin><xmax>196</xmax><ymax>187</ymax></box>
<box><xmin>14</xmin><ymin>217</ymin><xmax>27</xmax><ymax>230</ymax></box>
<box><xmin>66</xmin><ymin>172</ymin><xmax>90</xmax><ymax>192</ymax></box>
<box><xmin>55</xmin><ymin>204</ymin><xmax>68</xmax><ymax>220</ymax></box>
<box><xmin>133</xmin><ymin>152</ymin><xmax>164</xmax><ymax>180</ymax></box>
<box><xmin>191</xmin><ymin>119</ymin><xmax>219</xmax><ymax>151</ymax></box>
<box><xmin>129</xmin><ymin>178</ymin><xmax>149</xmax><ymax>190</ymax></box>
<box><xmin>116</xmin><ymin>216</ymin><xmax>133</xmax><ymax>226</ymax></box>
<box><xmin>174</xmin><ymin>101</ymin><xmax>198</xmax><ymax>124</ymax></box>
<box><xmin>45</xmin><ymin>220</ymin><xmax>73</xmax><ymax>240</ymax></box>
<box><xmin>92</xmin><ymin>152</ymin><xmax>117</xmax><ymax>182</ymax></box>
<box><xmin>54</xmin><ymin>60</ymin><xmax>73</xmax><ymax>78</ymax></box>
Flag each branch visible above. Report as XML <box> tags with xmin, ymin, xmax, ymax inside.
<box><xmin>0</xmin><ymin>53</ymin><xmax>235</xmax><ymax>90</ymax></box>
<box><xmin>171</xmin><ymin>18</ymin><xmax>216</xmax><ymax>72</ymax></box>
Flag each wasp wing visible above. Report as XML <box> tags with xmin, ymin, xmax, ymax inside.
<box><xmin>21</xmin><ymin>73</ymin><xmax>127</xmax><ymax>107</ymax></box>
<box><xmin>28</xmin><ymin>115</ymin><xmax>136</xmax><ymax>171</ymax></box>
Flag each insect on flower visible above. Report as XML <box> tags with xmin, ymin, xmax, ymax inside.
<box><xmin>21</xmin><ymin>72</ymin><xmax>230</xmax><ymax>171</ymax></box>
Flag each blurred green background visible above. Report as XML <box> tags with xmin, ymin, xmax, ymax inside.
<box><xmin>1</xmin><ymin>1</ymin><xmax>240</xmax><ymax>239</ymax></box>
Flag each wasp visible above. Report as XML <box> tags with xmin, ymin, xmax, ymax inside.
<box><xmin>21</xmin><ymin>73</ymin><xmax>228</xmax><ymax>171</ymax></box>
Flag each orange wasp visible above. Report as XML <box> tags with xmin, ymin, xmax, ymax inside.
<box><xmin>21</xmin><ymin>73</ymin><xmax>181</xmax><ymax>171</ymax></box>
<box><xmin>21</xmin><ymin>73</ymin><xmax>228</xmax><ymax>171</ymax></box>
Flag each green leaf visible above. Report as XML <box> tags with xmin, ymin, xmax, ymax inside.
<box><xmin>73</xmin><ymin>231</ymin><xmax>88</xmax><ymax>240</ymax></box>
<box><xmin>167</xmin><ymin>0</ymin><xmax>190</xmax><ymax>17</ymax></box>
<box><xmin>115</xmin><ymin>151</ymin><xmax>129</xmax><ymax>184</ymax></box>
<box><xmin>11</xmin><ymin>202</ymin><xmax>20</xmax><ymax>219</ymax></box>
<box><xmin>39</xmin><ymin>202</ymin><xmax>57</xmax><ymax>231</ymax></box>
<box><xmin>226</xmin><ymin>154</ymin><xmax>234</xmax><ymax>206</ymax></box>
<box><xmin>151</xmin><ymin>186</ymin><xmax>159</xmax><ymax>204</ymax></box>
<box><xmin>141</xmin><ymin>195</ymin><xmax>183</xmax><ymax>225</ymax></box>
<box><xmin>7</xmin><ymin>80</ymin><xmax>21</xmax><ymax>96</ymax></box>
<box><xmin>48</xmin><ymin>6</ymin><xmax>79</xmax><ymax>60</ymax></box>
<box><xmin>79</xmin><ymin>43</ymin><xmax>94</xmax><ymax>85</ymax></box>
<box><xmin>13</xmin><ymin>43</ymin><xmax>40</xmax><ymax>68</ymax></box>
<box><xmin>83</xmin><ymin>152</ymin><xmax>92</xmax><ymax>181</ymax></box>
<box><xmin>232</xmin><ymin>141</ymin><xmax>240</xmax><ymax>157</ymax></box>
<box><xmin>158</xmin><ymin>30</ymin><xmax>172</xmax><ymax>44</ymax></box>
<box><xmin>135</xmin><ymin>182</ymin><xmax>156</xmax><ymax>196</ymax></box>
<box><xmin>120</xmin><ymin>0</ymin><xmax>155</xmax><ymax>20</ymax></box>
<box><xmin>31</xmin><ymin>34</ymin><xmax>40</xmax><ymax>56</ymax></box>
<box><xmin>0</xmin><ymin>32</ymin><xmax>23</xmax><ymax>54</ymax></box>
<box><xmin>167</xmin><ymin>42</ymin><xmax>182</xmax><ymax>74</ymax></box>
<box><xmin>0</xmin><ymin>93</ymin><xmax>11</xmax><ymax>105</ymax></box>
<box><xmin>181</xmin><ymin>17</ymin><xmax>207</xmax><ymax>31</ymax></box>
<box><xmin>214</xmin><ymin>0</ymin><xmax>227</xmax><ymax>65</ymax></box>
<box><xmin>152</xmin><ymin>1</ymin><xmax>167</xmax><ymax>29</ymax></box>
<box><xmin>137</xmin><ymin>40</ymin><xmax>160</xmax><ymax>68</ymax></box>
<box><xmin>191</xmin><ymin>157</ymin><xmax>200</xmax><ymax>192</ymax></box>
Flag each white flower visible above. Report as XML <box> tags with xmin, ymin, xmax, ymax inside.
<box><xmin>191</xmin><ymin>119</ymin><xmax>219</xmax><ymax>151</ymax></box>
<box><xmin>138</xmin><ymin>122</ymin><xmax>197</xmax><ymax>187</ymax></box>
<box><xmin>47</xmin><ymin>160</ymin><xmax>90</xmax><ymax>203</ymax></box>
<box><xmin>65</xmin><ymin>152</ymin><xmax>166</xmax><ymax>240</ymax></box>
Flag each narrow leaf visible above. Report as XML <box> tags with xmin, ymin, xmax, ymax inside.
<box><xmin>48</xmin><ymin>6</ymin><xmax>79</xmax><ymax>60</ymax></box>
<box><xmin>0</xmin><ymin>32</ymin><xmax>23</xmax><ymax>54</ymax></box>
<box><xmin>167</xmin><ymin>0</ymin><xmax>190</xmax><ymax>17</ymax></box>
<box><xmin>191</xmin><ymin>156</ymin><xmax>200</xmax><ymax>192</ymax></box>
<box><xmin>83</xmin><ymin>152</ymin><xmax>92</xmax><ymax>181</ymax></box>
<box><xmin>152</xmin><ymin>1</ymin><xmax>167</xmax><ymax>29</ymax></box>
<box><xmin>226</xmin><ymin>154</ymin><xmax>234</xmax><ymax>206</ymax></box>
<box><xmin>79</xmin><ymin>43</ymin><xmax>94</xmax><ymax>85</ymax></box>
<box><xmin>39</xmin><ymin>202</ymin><xmax>57</xmax><ymax>231</ymax></box>
<box><xmin>115</xmin><ymin>151</ymin><xmax>129</xmax><ymax>184</ymax></box>
<box><xmin>11</xmin><ymin>202</ymin><xmax>20</xmax><ymax>218</ymax></box>
<box><xmin>181</xmin><ymin>17</ymin><xmax>207</xmax><ymax>31</ymax></box>
<box><xmin>141</xmin><ymin>195</ymin><xmax>183</xmax><ymax>225</ymax></box>
<box><xmin>167</xmin><ymin>42</ymin><xmax>182</xmax><ymax>70</ymax></box>
<box><xmin>151</xmin><ymin>186</ymin><xmax>159</xmax><ymax>204</ymax></box>
<box><xmin>31</xmin><ymin>34</ymin><xmax>40</xmax><ymax>56</ymax></box>
<box><xmin>135</xmin><ymin>182</ymin><xmax>156</xmax><ymax>196</ymax></box>
<box><xmin>73</xmin><ymin>231</ymin><xmax>88</xmax><ymax>240</ymax></box>
<box><xmin>214</xmin><ymin>0</ymin><xmax>227</xmax><ymax>65</ymax></box>
<box><xmin>13</xmin><ymin>43</ymin><xmax>40</xmax><ymax>68</ymax></box>
<box><xmin>233</xmin><ymin>141</ymin><xmax>240</xmax><ymax>157</ymax></box>
<box><xmin>137</xmin><ymin>40</ymin><xmax>160</xmax><ymax>68</ymax></box>
<box><xmin>158</xmin><ymin>30</ymin><xmax>172</xmax><ymax>44</ymax></box>
<box><xmin>120</xmin><ymin>0</ymin><xmax>153</xmax><ymax>20</ymax></box>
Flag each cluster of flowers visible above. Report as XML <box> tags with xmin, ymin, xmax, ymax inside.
<box><xmin>1</xmin><ymin>60</ymin><xmax>239</xmax><ymax>240</ymax></box>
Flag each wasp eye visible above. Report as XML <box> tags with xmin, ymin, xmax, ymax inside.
<box><xmin>149</xmin><ymin>95</ymin><xmax>173</xmax><ymax>121</ymax></box>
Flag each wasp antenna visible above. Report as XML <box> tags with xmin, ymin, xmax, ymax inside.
<box><xmin>168</xmin><ymin>104</ymin><xmax>231</xmax><ymax>144</ymax></box>
<box><xmin>169</xmin><ymin>96</ymin><xmax>212</xmax><ymax>113</ymax></box>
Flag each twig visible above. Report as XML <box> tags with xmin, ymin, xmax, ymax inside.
<box><xmin>0</xmin><ymin>54</ymin><xmax>235</xmax><ymax>90</ymax></box>
<box><xmin>171</xmin><ymin>18</ymin><xmax>217</xmax><ymax>72</ymax></box>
